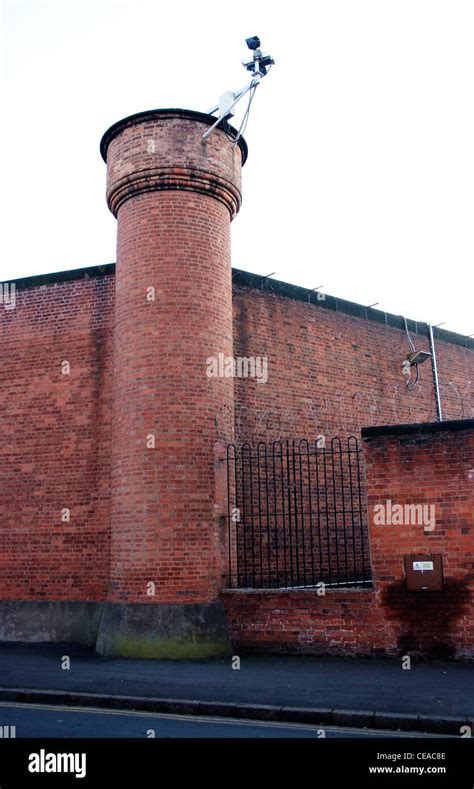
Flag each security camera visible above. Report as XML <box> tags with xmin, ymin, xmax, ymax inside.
<box><xmin>245</xmin><ymin>35</ymin><xmax>261</xmax><ymax>50</ymax></box>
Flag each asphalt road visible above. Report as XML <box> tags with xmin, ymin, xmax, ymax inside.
<box><xmin>0</xmin><ymin>703</ymin><xmax>448</xmax><ymax>739</ymax></box>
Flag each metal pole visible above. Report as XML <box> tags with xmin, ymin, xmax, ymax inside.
<box><xmin>203</xmin><ymin>78</ymin><xmax>259</xmax><ymax>140</ymax></box>
<box><xmin>428</xmin><ymin>323</ymin><xmax>443</xmax><ymax>421</ymax></box>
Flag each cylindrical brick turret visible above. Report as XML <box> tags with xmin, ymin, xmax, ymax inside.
<box><xmin>96</xmin><ymin>109</ymin><xmax>247</xmax><ymax>657</ymax></box>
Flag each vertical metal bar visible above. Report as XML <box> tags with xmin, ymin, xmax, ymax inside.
<box><xmin>226</xmin><ymin>444</ymin><xmax>233</xmax><ymax>588</ymax></box>
<box><xmin>247</xmin><ymin>442</ymin><xmax>256</xmax><ymax>588</ymax></box>
<box><xmin>277</xmin><ymin>441</ymin><xmax>287</xmax><ymax>587</ymax></box>
<box><xmin>337</xmin><ymin>437</ymin><xmax>349</xmax><ymax>586</ymax></box>
<box><xmin>348</xmin><ymin>436</ymin><xmax>358</xmax><ymax>586</ymax></box>
<box><xmin>235</xmin><ymin>444</ymin><xmax>241</xmax><ymax>588</ymax></box>
<box><xmin>292</xmin><ymin>439</ymin><xmax>301</xmax><ymax>586</ymax></box>
<box><xmin>313</xmin><ymin>439</ymin><xmax>323</xmax><ymax>585</ymax></box>
<box><xmin>322</xmin><ymin>441</ymin><xmax>332</xmax><ymax>587</ymax></box>
<box><xmin>331</xmin><ymin>438</ymin><xmax>341</xmax><ymax>585</ymax></box>
<box><xmin>285</xmin><ymin>439</ymin><xmax>294</xmax><ymax>586</ymax></box>
<box><xmin>257</xmin><ymin>442</ymin><xmax>265</xmax><ymax>588</ymax></box>
<box><xmin>263</xmin><ymin>442</ymin><xmax>271</xmax><ymax>588</ymax></box>
<box><xmin>302</xmin><ymin>439</ymin><xmax>315</xmax><ymax>587</ymax></box>
<box><xmin>240</xmin><ymin>443</ymin><xmax>250</xmax><ymax>587</ymax></box>
<box><xmin>271</xmin><ymin>443</ymin><xmax>279</xmax><ymax>588</ymax></box>
<box><xmin>355</xmin><ymin>440</ymin><xmax>367</xmax><ymax>585</ymax></box>
<box><xmin>297</xmin><ymin>439</ymin><xmax>307</xmax><ymax>587</ymax></box>
<box><xmin>428</xmin><ymin>323</ymin><xmax>443</xmax><ymax>421</ymax></box>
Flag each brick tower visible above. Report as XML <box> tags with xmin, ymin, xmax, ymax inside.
<box><xmin>97</xmin><ymin>109</ymin><xmax>247</xmax><ymax>657</ymax></box>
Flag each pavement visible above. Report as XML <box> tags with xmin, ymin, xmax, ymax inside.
<box><xmin>0</xmin><ymin>643</ymin><xmax>473</xmax><ymax>735</ymax></box>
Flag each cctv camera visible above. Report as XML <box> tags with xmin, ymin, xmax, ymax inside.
<box><xmin>245</xmin><ymin>36</ymin><xmax>261</xmax><ymax>51</ymax></box>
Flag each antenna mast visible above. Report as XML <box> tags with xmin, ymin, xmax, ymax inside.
<box><xmin>203</xmin><ymin>36</ymin><xmax>275</xmax><ymax>142</ymax></box>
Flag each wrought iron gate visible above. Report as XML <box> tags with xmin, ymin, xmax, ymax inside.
<box><xmin>225</xmin><ymin>437</ymin><xmax>372</xmax><ymax>590</ymax></box>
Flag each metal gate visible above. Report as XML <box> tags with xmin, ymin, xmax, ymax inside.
<box><xmin>225</xmin><ymin>437</ymin><xmax>372</xmax><ymax>590</ymax></box>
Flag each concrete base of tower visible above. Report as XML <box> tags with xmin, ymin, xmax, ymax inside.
<box><xmin>95</xmin><ymin>601</ymin><xmax>233</xmax><ymax>659</ymax></box>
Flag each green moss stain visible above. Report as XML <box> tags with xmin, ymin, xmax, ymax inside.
<box><xmin>105</xmin><ymin>635</ymin><xmax>231</xmax><ymax>660</ymax></box>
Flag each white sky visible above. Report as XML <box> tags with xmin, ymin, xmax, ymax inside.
<box><xmin>1</xmin><ymin>0</ymin><xmax>473</xmax><ymax>336</ymax></box>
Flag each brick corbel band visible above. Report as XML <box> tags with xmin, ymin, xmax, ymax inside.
<box><xmin>105</xmin><ymin>166</ymin><xmax>242</xmax><ymax>218</ymax></box>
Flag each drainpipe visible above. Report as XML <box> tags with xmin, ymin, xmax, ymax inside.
<box><xmin>428</xmin><ymin>323</ymin><xmax>443</xmax><ymax>422</ymax></box>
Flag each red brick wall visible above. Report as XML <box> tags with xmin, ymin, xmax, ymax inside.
<box><xmin>222</xmin><ymin>421</ymin><xmax>474</xmax><ymax>660</ymax></box>
<box><xmin>1</xmin><ymin>269</ymin><xmax>473</xmax><ymax>618</ymax></box>
<box><xmin>222</xmin><ymin>589</ymin><xmax>383</xmax><ymax>656</ymax></box>
<box><xmin>226</xmin><ymin>285</ymin><xmax>473</xmax><ymax>444</ymax></box>
<box><xmin>364</xmin><ymin>422</ymin><xmax>473</xmax><ymax>659</ymax></box>
<box><xmin>0</xmin><ymin>275</ymin><xmax>114</xmax><ymax>600</ymax></box>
